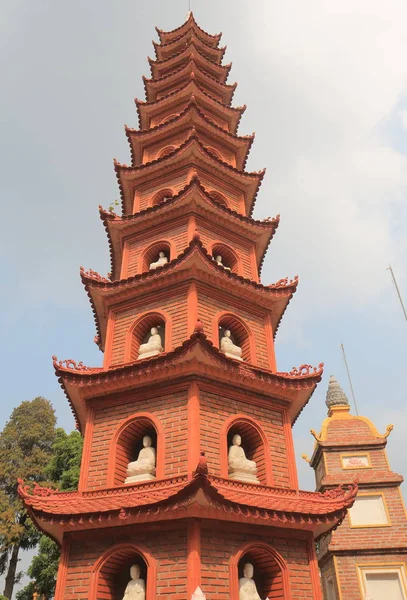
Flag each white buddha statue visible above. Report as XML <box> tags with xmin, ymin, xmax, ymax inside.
<box><xmin>149</xmin><ymin>251</ymin><xmax>168</xmax><ymax>270</ymax></box>
<box><xmin>214</xmin><ymin>255</ymin><xmax>231</xmax><ymax>271</ymax></box>
<box><xmin>125</xmin><ymin>436</ymin><xmax>156</xmax><ymax>483</ymax></box>
<box><xmin>239</xmin><ymin>563</ymin><xmax>262</xmax><ymax>600</ymax></box>
<box><xmin>122</xmin><ymin>564</ymin><xmax>145</xmax><ymax>600</ymax></box>
<box><xmin>228</xmin><ymin>434</ymin><xmax>259</xmax><ymax>484</ymax></box>
<box><xmin>137</xmin><ymin>327</ymin><xmax>163</xmax><ymax>360</ymax></box>
<box><xmin>220</xmin><ymin>330</ymin><xmax>243</xmax><ymax>361</ymax></box>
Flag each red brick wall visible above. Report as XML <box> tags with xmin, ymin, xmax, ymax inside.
<box><xmin>200</xmin><ymin>526</ymin><xmax>315</xmax><ymax>600</ymax></box>
<box><xmin>199</xmin><ymin>388</ymin><xmax>290</xmax><ymax>487</ymax></box>
<box><xmin>64</xmin><ymin>525</ymin><xmax>188</xmax><ymax>600</ymax></box>
<box><xmin>324</xmin><ymin>447</ymin><xmax>389</xmax><ymax>475</ymax></box>
<box><xmin>329</xmin><ymin>486</ymin><xmax>407</xmax><ymax>550</ymax></box>
<box><xmin>325</xmin><ymin>417</ymin><xmax>376</xmax><ymax>444</ymax></box>
<box><xmin>87</xmin><ymin>389</ymin><xmax>188</xmax><ymax>489</ymax></box>
<box><xmin>334</xmin><ymin>553</ymin><xmax>407</xmax><ymax>600</ymax></box>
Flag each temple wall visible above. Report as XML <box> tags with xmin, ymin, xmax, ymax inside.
<box><xmin>324</xmin><ymin>446</ymin><xmax>389</xmax><ymax>474</ymax></box>
<box><xmin>86</xmin><ymin>389</ymin><xmax>188</xmax><ymax>489</ymax></box>
<box><xmin>199</xmin><ymin>388</ymin><xmax>290</xmax><ymax>488</ymax></box>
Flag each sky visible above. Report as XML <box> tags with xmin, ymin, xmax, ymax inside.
<box><xmin>1</xmin><ymin>0</ymin><xmax>407</xmax><ymax>590</ymax></box>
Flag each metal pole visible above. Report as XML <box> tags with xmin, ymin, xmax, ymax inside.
<box><xmin>339</xmin><ymin>343</ymin><xmax>359</xmax><ymax>416</ymax></box>
<box><xmin>386</xmin><ymin>264</ymin><xmax>407</xmax><ymax>322</ymax></box>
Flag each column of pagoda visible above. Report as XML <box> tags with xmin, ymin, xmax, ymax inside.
<box><xmin>19</xmin><ymin>14</ymin><xmax>357</xmax><ymax>600</ymax></box>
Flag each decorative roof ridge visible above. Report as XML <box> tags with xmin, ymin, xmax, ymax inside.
<box><xmin>135</xmin><ymin>77</ymin><xmax>246</xmax><ymax>115</ymax></box>
<box><xmin>80</xmin><ymin>234</ymin><xmax>296</xmax><ymax>297</ymax></box>
<box><xmin>142</xmin><ymin>58</ymin><xmax>236</xmax><ymax>93</ymax></box>
<box><xmin>114</xmin><ymin>133</ymin><xmax>264</xmax><ymax>183</ymax></box>
<box><xmin>148</xmin><ymin>42</ymin><xmax>231</xmax><ymax>75</ymax></box>
<box><xmin>153</xmin><ymin>36</ymin><xmax>226</xmax><ymax>64</ymax></box>
<box><xmin>99</xmin><ymin>177</ymin><xmax>277</xmax><ymax>230</ymax></box>
<box><xmin>52</xmin><ymin>328</ymin><xmax>323</xmax><ymax>387</ymax></box>
<box><xmin>155</xmin><ymin>12</ymin><xmax>222</xmax><ymax>45</ymax></box>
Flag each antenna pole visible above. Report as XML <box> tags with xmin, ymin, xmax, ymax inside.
<box><xmin>387</xmin><ymin>264</ymin><xmax>407</xmax><ymax>322</ymax></box>
<box><xmin>339</xmin><ymin>343</ymin><xmax>359</xmax><ymax>416</ymax></box>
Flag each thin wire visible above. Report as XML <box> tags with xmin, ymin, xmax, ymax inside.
<box><xmin>386</xmin><ymin>264</ymin><xmax>407</xmax><ymax>322</ymax></box>
<box><xmin>339</xmin><ymin>343</ymin><xmax>359</xmax><ymax>416</ymax></box>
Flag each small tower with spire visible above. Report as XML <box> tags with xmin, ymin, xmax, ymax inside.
<box><xmin>308</xmin><ymin>375</ymin><xmax>407</xmax><ymax>600</ymax></box>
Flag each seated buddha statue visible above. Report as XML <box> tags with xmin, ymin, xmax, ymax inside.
<box><xmin>214</xmin><ymin>255</ymin><xmax>231</xmax><ymax>271</ymax></box>
<box><xmin>125</xmin><ymin>435</ymin><xmax>156</xmax><ymax>483</ymax></box>
<box><xmin>220</xmin><ymin>330</ymin><xmax>243</xmax><ymax>361</ymax></box>
<box><xmin>122</xmin><ymin>564</ymin><xmax>145</xmax><ymax>600</ymax></box>
<box><xmin>149</xmin><ymin>251</ymin><xmax>168</xmax><ymax>270</ymax></box>
<box><xmin>137</xmin><ymin>327</ymin><xmax>163</xmax><ymax>360</ymax></box>
<box><xmin>239</xmin><ymin>563</ymin><xmax>262</xmax><ymax>600</ymax></box>
<box><xmin>228</xmin><ymin>434</ymin><xmax>259</xmax><ymax>484</ymax></box>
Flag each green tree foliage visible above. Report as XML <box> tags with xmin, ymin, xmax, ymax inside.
<box><xmin>0</xmin><ymin>398</ymin><xmax>56</xmax><ymax>599</ymax></box>
<box><xmin>16</xmin><ymin>429</ymin><xmax>83</xmax><ymax>600</ymax></box>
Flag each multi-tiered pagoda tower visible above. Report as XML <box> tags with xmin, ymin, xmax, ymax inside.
<box><xmin>19</xmin><ymin>14</ymin><xmax>357</xmax><ymax>600</ymax></box>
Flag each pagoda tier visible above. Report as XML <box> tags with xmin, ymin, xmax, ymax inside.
<box><xmin>100</xmin><ymin>179</ymin><xmax>277</xmax><ymax>280</ymax></box>
<box><xmin>18</xmin><ymin>14</ymin><xmax>347</xmax><ymax>600</ymax></box>
<box><xmin>80</xmin><ymin>238</ymin><xmax>297</xmax><ymax>361</ymax></box>
<box><xmin>18</xmin><ymin>462</ymin><xmax>357</xmax><ymax>544</ymax></box>
<box><xmin>115</xmin><ymin>135</ymin><xmax>264</xmax><ymax>216</ymax></box>
<box><xmin>136</xmin><ymin>80</ymin><xmax>246</xmax><ymax>133</ymax></box>
<box><xmin>148</xmin><ymin>44</ymin><xmax>232</xmax><ymax>82</ymax></box>
<box><xmin>125</xmin><ymin>103</ymin><xmax>254</xmax><ymax>169</ymax></box>
<box><xmin>52</xmin><ymin>327</ymin><xmax>322</xmax><ymax>432</ymax></box>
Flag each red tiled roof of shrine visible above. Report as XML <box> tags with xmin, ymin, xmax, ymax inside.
<box><xmin>18</xmin><ymin>465</ymin><xmax>356</xmax><ymax>544</ymax></box>
<box><xmin>156</xmin><ymin>13</ymin><xmax>222</xmax><ymax>47</ymax></box>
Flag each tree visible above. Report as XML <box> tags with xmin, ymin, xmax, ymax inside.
<box><xmin>16</xmin><ymin>429</ymin><xmax>83</xmax><ymax>600</ymax></box>
<box><xmin>0</xmin><ymin>398</ymin><xmax>56</xmax><ymax>599</ymax></box>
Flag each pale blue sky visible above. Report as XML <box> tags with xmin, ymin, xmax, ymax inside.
<box><xmin>1</xmin><ymin>0</ymin><xmax>406</xmax><ymax>590</ymax></box>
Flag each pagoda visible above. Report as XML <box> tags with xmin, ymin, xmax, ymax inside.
<box><xmin>307</xmin><ymin>376</ymin><xmax>407</xmax><ymax>600</ymax></box>
<box><xmin>19</xmin><ymin>14</ymin><xmax>357</xmax><ymax>600</ymax></box>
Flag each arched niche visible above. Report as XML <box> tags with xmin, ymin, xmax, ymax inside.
<box><xmin>90</xmin><ymin>543</ymin><xmax>157</xmax><ymax>600</ymax></box>
<box><xmin>211</xmin><ymin>243</ymin><xmax>239</xmax><ymax>274</ymax></box>
<box><xmin>108</xmin><ymin>412</ymin><xmax>165</xmax><ymax>486</ymax></box>
<box><xmin>125</xmin><ymin>311</ymin><xmax>169</xmax><ymax>363</ymax></box>
<box><xmin>220</xmin><ymin>414</ymin><xmax>273</xmax><ymax>486</ymax></box>
<box><xmin>151</xmin><ymin>188</ymin><xmax>174</xmax><ymax>207</ymax></box>
<box><xmin>141</xmin><ymin>240</ymin><xmax>172</xmax><ymax>273</ymax></box>
<box><xmin>216</xmin><ymin>313</ymin><xmax>254</xmax><ymax>364</ymax></box>
<box><xmin>157</xmin><ymin>145</ymin><xmax>176</xmax><ymax>159</ymax></box>
<box><xmin>208</xmin><ymin>190</ymin><xmax>228</xmax><ymax>208</ymax></box>
<box><xmin>230</xmin><ymin>542</ymin><xmax>291</xmax><ymax>600</ymax></box>
<box><xmin>206</xmin><ymin>146</ymin><xmax>223</xmax><ymax>162</ymax></box>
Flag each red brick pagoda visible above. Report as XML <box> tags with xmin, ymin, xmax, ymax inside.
<box><xmin>19</xmin><ymin>14</ymin><xmax>357</xmax><ymax>600</ymax></box>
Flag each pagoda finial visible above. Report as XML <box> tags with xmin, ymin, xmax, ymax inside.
<box><xmin>325</xmin><ymin>375</ymin><xmax>349</xmax><ymax>411</ymax></box>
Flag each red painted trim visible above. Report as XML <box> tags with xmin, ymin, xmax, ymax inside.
<box><xmin>103</xmin><ymin>309</ymin><xmax>116</xmax><ymax>369</ymax></box>
<box><xmin>121</xmin><ymin>238</ymin><xmax>130</xmax><ymax>279</ymax></box>
<box><xmin>123</xmin><ymin>308</ymin><xmax>173</xmax><ymax>362</ymax></box>
<box><xmin>187</xmin><ymin>282</ymin><xmax>198</xmax><ymax>336</ymax></box>
<box><xmin>187</xmin><ymin>382</ymin><xmax>200</xmax><ymax>478</ymax></box>
<box><xmin>265</xmin><ymin>313</ymin><xmax>276</xmax><ymax>372</ymax></box>
<box><xmin>89</xmin><ymin>541</ymin><xmax>157</xmax><ymax>600</ymax></box>
<box><xmin>107</xmin><ymin>411</ymin><xmax>165</xmax><ymax>486</ymax></box>
<box><xmin>78</xmin><ymin>407</ymin><xmax>94</xmax><ymax>492</ymax></box>
<box><xmin>250</xmin><ymin>245</ymin><xmax>259</xmax><ymax>283</ymax></box>
<box><xmin>187</xmin><ymin>520</ymin><xmax>201</xmax><ymax>598</ymax></box>
<box><xmin>212</xmin><ymin>310</ymin><xmax>257</xmax><ymax>366</ymax></box>
<box><xmin>307</xmin><ymin>535</ymin><xmax>323</xmax><ymax>600</ymax></box>
<box><xmin>229</xmin><ymin>541</ymin><xmax>292</xmax><ymax>600</ymax></box>
<box><xmin>283</xmin><ymin>410</ymin><xmax>298</xmax><ymax>489</ymax></box>
<box><xmin>219</xmin><ymin>413</ymin><xmax>274</xmax><ymax>486</ymax></box>
<box><xmin>188</xmin><ymin>214</ymin><xmax>197</xmax><ymax>242</ymax></box>
<box><xmin>54</xmin><ymin>537</ymin><xmax>70</xmax><ymax>600</ymax></box>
